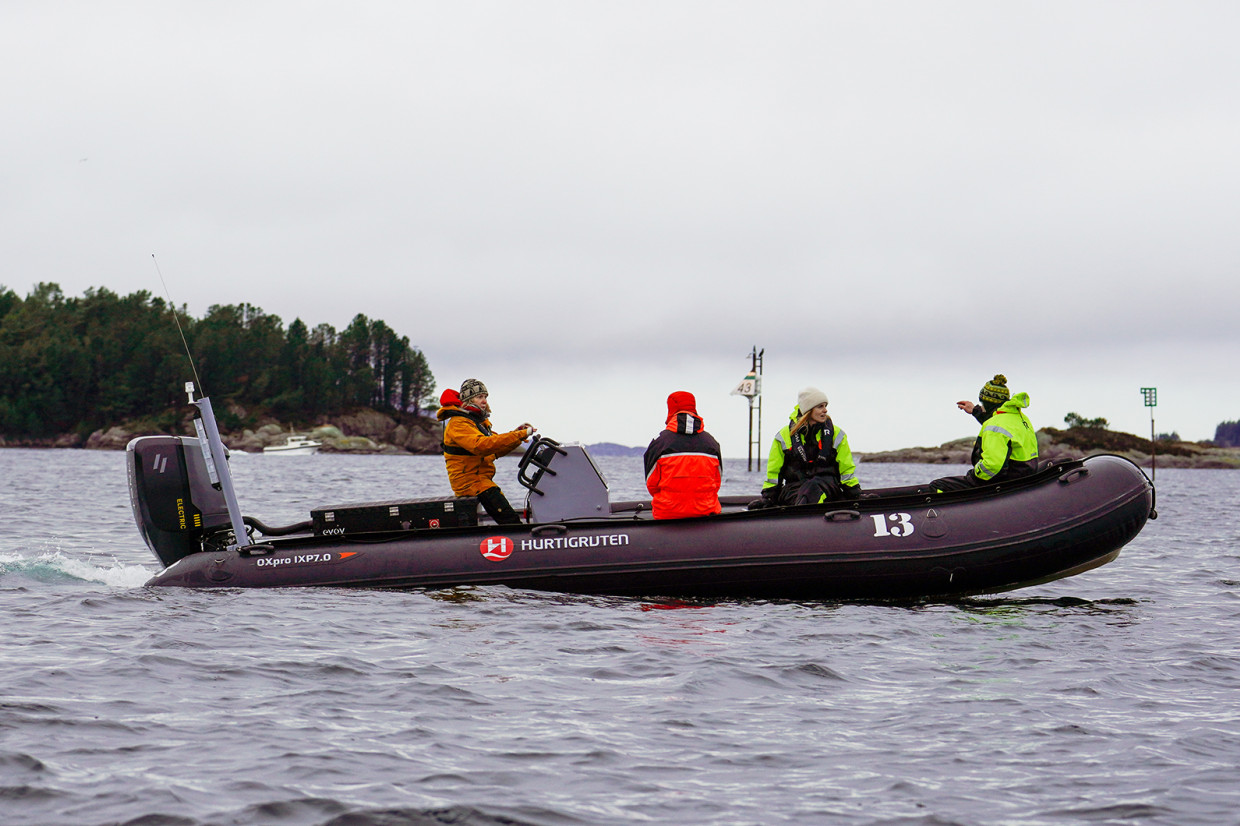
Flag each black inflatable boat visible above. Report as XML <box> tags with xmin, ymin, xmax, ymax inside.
<box><xmin>128</xmin><ymin>391</ymin><xmax>1155</xmax><ymax>600</ymax></box>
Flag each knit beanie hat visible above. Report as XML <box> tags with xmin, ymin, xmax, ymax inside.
<box><xmin>979</xmin><ymin>374</ymin><xmax>1011</xmax><ymax>408</ymax></box>
<box><xmin>666</xmin><ymin>391</ymin><xmax>698</xmax><ymax>418</ymax></box>
<box><xmin>797</xmin><ymin>387</ymin><xmax>829</xmax><ymax>414</ymax></box>
<box><xmin>459</xmin><ymin>378</ymin><xmax>488</xmax><ymax>405</ymax></box>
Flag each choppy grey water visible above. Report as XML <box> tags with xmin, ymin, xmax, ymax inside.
<box><xmin>2</xmin><ymin>447</ymin><xmax>1238</xmax><ymax>826</ymax></box>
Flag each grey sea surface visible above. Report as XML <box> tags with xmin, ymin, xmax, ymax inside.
<box><xmin>1</xmin><ymin>447</ymin><xmax>1238</xmax><ymax>826</ymax></box>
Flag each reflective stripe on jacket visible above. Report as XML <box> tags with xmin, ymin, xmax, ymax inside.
<box><xmin>643</xmin><ymin>411</ymin><xmax>723</xmax><ymax>520</ymax></box>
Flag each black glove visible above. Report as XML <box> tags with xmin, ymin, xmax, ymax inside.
<box><xmin>750</xmin><ymin>487</ymin><xmax>779</xmax><ymax>510</ymax></box>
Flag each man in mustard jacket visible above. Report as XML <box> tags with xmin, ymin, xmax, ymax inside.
<box><xmin>437</xmin><ymin>379</ymin><xmax>535</xmax><ymax>524</ymax></box>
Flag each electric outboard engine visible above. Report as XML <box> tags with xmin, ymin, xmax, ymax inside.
<box><xmin>127</xmin><ymin>435</ymin><xmax>234</xmax><ymax>568</ymax></box>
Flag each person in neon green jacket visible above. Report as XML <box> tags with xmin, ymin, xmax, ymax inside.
<box><xmin>931</xmin><ymin>374</ymin><xmax>1039</xmax><ymax>493</ymax></box>
<box><xmin>755</xmin><ymin>387</ymin><xmax>861</xmax><ymax>507</ymax></box>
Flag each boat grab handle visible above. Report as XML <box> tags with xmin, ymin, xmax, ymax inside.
<box><xmin>531</xmin><ymin>524</ymin><xmax>568</xmax><ymax>537</ymax></box>
<box><xmin>237</xmin><ymin>544</ymin><xmax>277</xmax><ymax>557</ymax></box>
<box><xmin>1058</xmin><ymin>468</ymin><xmax>1090</xmax><ymax>484</ymax></box>
<box><xmin>824</xmin><ymin>509</ymin><xmax>861</xmax><ymax>522</ymax></box>
<box><xmin>517</xmin><ymin>436</ymin><xmax>567</xmax><ymax>495</ymax></box>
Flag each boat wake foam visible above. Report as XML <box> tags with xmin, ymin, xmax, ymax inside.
<box><xmin>0</xmin><ymin>550</ymin><xmax>153</xmax><ymax>588</ymax></box>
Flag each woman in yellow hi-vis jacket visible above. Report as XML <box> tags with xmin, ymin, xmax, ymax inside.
<box><xmin>756</xmin><ymin>387</ymin><xmax>861</xmax><ymax>507</ymax></box>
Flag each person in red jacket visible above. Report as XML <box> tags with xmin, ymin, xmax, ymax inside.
<box><xmin>643</xmin><ymin>391</ymin><xmax>723</xmax><ymax>520</ymax></box>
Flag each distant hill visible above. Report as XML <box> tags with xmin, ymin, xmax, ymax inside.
<box><xmin>585</xmin><ymin>442</ymin><xmax>646</xmax><ymax>457</ymax></box>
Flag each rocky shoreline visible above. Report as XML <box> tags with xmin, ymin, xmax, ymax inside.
<box><xmin>1</xmin><ymin>407</ymin><xmax>445</xmax><ymax>455</ymax></box>
<box><xmin>857</xmin><ymin>427</ymin><xmax>1240</xmax><ymax>470</ymax></box>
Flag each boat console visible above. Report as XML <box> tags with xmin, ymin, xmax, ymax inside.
<box><xmin>516</xmin><ymin>437</ymin><xmax>611</xmax><ymax>523</ymax></box>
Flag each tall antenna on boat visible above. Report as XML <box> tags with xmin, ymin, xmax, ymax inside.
<box><xmin>151</xmin><ymin>254</ymin><xmax>250</xmax><ymax>550</ymax></box>
<box><xmin>151</xmin><ymin>253</ymin><xmax>204</xmax><ymax>394</ymax></box>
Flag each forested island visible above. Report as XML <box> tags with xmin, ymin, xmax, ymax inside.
<box><xmin>0</xmin><ymin>283</ymin><xmax>440</xmax><ymax>453</ymax></box>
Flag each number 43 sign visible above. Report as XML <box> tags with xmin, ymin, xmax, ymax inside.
<box><xmin>730</xmin><ymin>372</ymin><xmax>761</xmax><ymax>399</ymax></box>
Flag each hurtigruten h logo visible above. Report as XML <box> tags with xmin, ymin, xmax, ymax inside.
<box><xmin>479</xmin><ymin>536</ymin><xmax>514</xmax><ymax>561</ymax></box>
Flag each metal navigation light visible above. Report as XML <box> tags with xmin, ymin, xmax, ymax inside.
<box><xmin>1139</xmin><ymin>387</ymin><xmax>1158</xmax><ymax>480</ymax></box>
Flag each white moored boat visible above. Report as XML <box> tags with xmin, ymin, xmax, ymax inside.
<box><xmin>262</xmin><ymin>434</ymin><xmax>322</xmax><ymax>455</ymax></box>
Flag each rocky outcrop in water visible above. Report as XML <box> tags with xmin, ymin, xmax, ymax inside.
<box><xmin>68</xmin><ymin>408</ymin><xmax>444</xmax><ymax>454</ymax></box>
<box><xmin>857</xmin><ymin>428</ymin><xmax>1240</xmax><ymax>469</ymax></box>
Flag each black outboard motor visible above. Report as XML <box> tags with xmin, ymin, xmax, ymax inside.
<box><xmin>127</xmin><ymin>435</ymin><xmax>234</xmax><ymax>568</ymax></box>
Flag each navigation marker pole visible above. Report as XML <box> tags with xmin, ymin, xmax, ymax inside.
<box><xmin>731</xmin><ymin>347</ymin><xmax>764</xmax><ymax>471</ymax></box>
<box><xmin>1140</xmin><ymin>387</ymin><xmax>1157</xmax><ymax>481</ymax></box>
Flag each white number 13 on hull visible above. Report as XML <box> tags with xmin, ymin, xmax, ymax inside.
<box><xmin>871</xmin><ymin>513</ymin><xmax>915</xmax><ymax>538</ymax></box>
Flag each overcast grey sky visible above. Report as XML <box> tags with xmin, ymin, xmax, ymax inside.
<box><xmin>3</xmin><ymin>1</ymin><xmax>1237</xmax><ymax>458</ymax></box>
